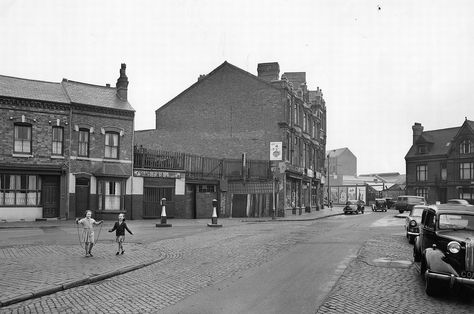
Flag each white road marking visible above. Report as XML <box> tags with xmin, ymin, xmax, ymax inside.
<box><xmin>371</xmin><ymin>216</ymin><xmax>405</xmax><ymax>227</ymax></box>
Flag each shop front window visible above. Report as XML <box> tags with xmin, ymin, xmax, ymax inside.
<box><xmin>98</xmin><ymin>180</ymin><xmax>123</xmax><ymax>211</ymax></box>
<box><xmin>0</xmin><ymin>174</ymin><xmax>41</xmax><ymax>206</ymax></box>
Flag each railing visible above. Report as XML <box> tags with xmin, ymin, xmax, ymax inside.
<box><xmin>134</xmin><ymin>147</ymin><xmax>271</xmax><ymax>180</ymax></box>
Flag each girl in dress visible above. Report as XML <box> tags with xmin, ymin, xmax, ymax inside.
<box><xmin>76</xmin><ymin>210</ymin><xmax>103</xmax><ymax>257</ymax></box>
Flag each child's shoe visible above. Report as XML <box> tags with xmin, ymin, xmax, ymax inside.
<box><xmin>121</xmin><ymin>250</ymin><xmax>124</xmax><ymax>255</ymax></box>
<box><xmin>116</xmin><ymin>252</ymin><xmax>120</xmax><ymax>255</ymax></box>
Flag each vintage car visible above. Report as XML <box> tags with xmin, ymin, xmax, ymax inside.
<box><xmin>343</xmin><ymin>200</ymin><xmax>365</xmax><ymax>215</ymax></box>
<box><xmin>385</xmin><ymin>198</ymin><xmax>395</xmax><ymax>209</ymax></box>
<box><xmin>447</xmin><ymin>199</ymin><xmax>472</xmax><ymax>205</ymax></box>
<box><xmin>395</xmin><ymin>195</ymin><xmax>426</xmax><ymax>213</ymax></box>
<box><xmin>413</xmin><ymin>204</ymin><xmax>474</xmax><ymax>296</ymax></box>
<box><xmin>405</xmin><ymin>205</ymin><xmax>424</xmax><ymax>244</ymax></box>
<box><xmin>372</xmin><ymin>198</ymin><xmax>387</xmax><ymax>212</ymax></box>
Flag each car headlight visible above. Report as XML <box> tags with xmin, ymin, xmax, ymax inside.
<box><xmin>409</xmin><ymin>220</ymin><xmax>417</xmax><ymax>227</ymax></box>
<box><xmin>447</xmin><ymin>241</ymin><xmax>461</xmax><ymax>254</ymax></box>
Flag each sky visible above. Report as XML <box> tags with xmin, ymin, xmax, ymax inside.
<box><xmin>1</xmin><ymin>0</ymin><xmax>473</xmax><ymax>175</ymax></box>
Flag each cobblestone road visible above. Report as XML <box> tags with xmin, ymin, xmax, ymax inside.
<box><xmin>1</xmin><ymin>221</ymin><xmax>333</xmax><ymax>313</ymax></box>
<box><xmin>316</xmin><ymin>234</ymin><xmax>474</xmax><ymax>314</ymax></box>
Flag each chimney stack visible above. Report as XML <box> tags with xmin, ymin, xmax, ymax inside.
<box><xmin>412</xmin><ymin>122</ymin><xmax>423</xmax><ymax>144</ymax></box>
<box><xmin>116</xmin><ymin>63</ymin><xmax>129</xmax><ymax>101</ymax></box>
<box><xmin>257</xmin><ymin>62</ymin><xmax>280</xmax><ymax>82</ymax></box>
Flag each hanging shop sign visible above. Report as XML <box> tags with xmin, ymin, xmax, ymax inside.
<box><xmin>270</xmin><ymin>142</ymin><xmax>283</xmax><ymax>161</ymax></box>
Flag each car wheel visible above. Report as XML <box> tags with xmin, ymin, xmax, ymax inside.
<box><xmin>408</xmin><ymin>235</ymin><xmax>415</xmax><ymax>244</ymax></box>
<box><xmin>399</xmin><ymin>209</ymin><xmax>404</xmax><ymax>214</ymax></box>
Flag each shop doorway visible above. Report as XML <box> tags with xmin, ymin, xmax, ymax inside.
<box><xmin>42</xmin><ymin>176</ymin><xmax>60</xmax><ymax>218</ymax></box>
<box><xmin>75</xmin><ymin>177</ymin><xmax>90</xmax><ymax>217</ymax></box>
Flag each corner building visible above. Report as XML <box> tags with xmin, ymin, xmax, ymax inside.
<box><xmin>0</xmin><ymin>64</ymin><xmax>135</xmax><ymax>221</ymax></box>
<box><xmin>406</xmin><ymin>119</ymin><xmax>474</xmax><ymax>204</ymax></box>
<box><xmin>136</xmin><ymin>61</ymin><xmax>327</xmax><ymax>217</ymax></box>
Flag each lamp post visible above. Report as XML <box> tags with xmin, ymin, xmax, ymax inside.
<box><xmin>327</xmin><ymin>153</ymin><xmax>330</xmax><ymax>208</ymax></box>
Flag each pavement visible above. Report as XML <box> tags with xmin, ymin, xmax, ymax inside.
<box><xmin>0</xmin><ymin>207</ymin><xmax>343</xmax><ymax>309</ymax></box>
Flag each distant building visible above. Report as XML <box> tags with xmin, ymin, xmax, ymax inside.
<box><xmin>0</xmin><ymin>64</ymin><xmax>135</xmax><ymax>221</ymax></box>
<box><xmin>326</xmin><ymin>147</ymin><xmax>357</xmax><ymax>180</ymax></box>
<box><xmin>405</xmin><ymin>120</ymin><xmax>474</xmax><ymax>204</ymax></box>
<box><xmin>136</xmin><ymin>61</ymin><xmax>327</xmax><ymax>217</ymax></box>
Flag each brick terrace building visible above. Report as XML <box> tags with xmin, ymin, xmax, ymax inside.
<box><xmin>0</xmin><ymin>64</ymin><xmax>135</xmax><ymax>221</ymax></box>
<box><xmin>135</xmin><ymin>61</ymin><xmax>327</xmax><ymax>217</ymax></box>
<box><xmin>405</xmin><ymin>119</ymin><xmax>474</xmax><ymax>204</ymax></box>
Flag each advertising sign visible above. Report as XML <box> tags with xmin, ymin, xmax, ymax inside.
<box><xmin>270</xmin><ymin>142</ymin><xmax>283</xmax><ymax>161</ymax></box>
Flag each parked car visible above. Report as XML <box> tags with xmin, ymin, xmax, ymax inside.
<box><xmin>446</xmin><ymin>199</ymin><xmax>472</xmax><ymax>205</ymax></box>
<box><xmin>343</xmin><ymin>200</ymin><xmax>365</xmax><ymax>215</ymax></box>
<box><xmin>413</xmin><ymin>204</ymin><xmax>474</xmax><ymax>296</ymax></box>
<box><xmin>395</xmin><ymin>195</ymin><xmax>426</xmax><ymax>213</ymax></box>
<box><xmin>372</xmin><ymin>198</ymin><xmax>387</xmax><ymax>212</ymax></box>
<box><xmin>405</xmin><ymin>205</ymin><xmax>424</xmax><ymax>244</ymax></box>
<box><xmin>385</xmin><ymin>197</ymin><xmax>395</xmax><ymax>209</ymax></box>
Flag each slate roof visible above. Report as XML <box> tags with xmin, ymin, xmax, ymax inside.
<box><xmin>0</xmin><ymin>74</ymin><xmax>134</xmax><ymax>112</ymax></box>
<box><xmin>0</xmin><ymin>75</ymin><xmax>69</xmax><ymax>103</ymax></box>
<box><xmin>61</xmin><ymin>80</ymin><xmax>134</xmax><ymax>111</ymax></box>
<box><xmin>405</xmin><ymin>120</ymin><xmax>474</xmax><ymax>158</ymax></box>
<box><xmin>405</xmin><ymin>127</ymin><xmax>459</xmax><ymax>158</ymax></box>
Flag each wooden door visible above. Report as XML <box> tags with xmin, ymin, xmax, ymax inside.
<box><xmin>42</xmin><ymin>176</ymin><xmax>59</xmax><ymax>218</ymax></box>
<box><xmin>75</xmin><ymin>178</ymin><xmax>90</xmax><ymax>217</ymax></box>
<box><xmin>232</xmin><ymin>194</ymin><xmax>247</xmax><ymax>218</ymax></box>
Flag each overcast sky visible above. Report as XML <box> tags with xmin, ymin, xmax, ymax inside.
<box><xmin>1</xmin><ymin>0</ymin><xmax>473</xmax><ymax>175</ymax></box>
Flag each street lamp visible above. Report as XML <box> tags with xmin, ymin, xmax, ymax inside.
<box><xmin>327</xmin><ymin>150</ymin><xmax>335</xmax><ymax>208</ymax></box>
<box><xmin>327</xmin><ymin>153</ymin><xmax>330</xmax><ymax>208</ymax></box>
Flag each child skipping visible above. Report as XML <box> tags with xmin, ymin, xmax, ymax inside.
<box><xmin>76</xmin><ymin>210</ymin><xmax>103</xmax><ymax>257</ymax></box>
<box><xmin>109</xmin><ymin>213</ymin><xmax>133</xmax><ymax>255</ymax></box>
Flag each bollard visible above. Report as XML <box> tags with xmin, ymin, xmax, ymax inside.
<box><xmin>156</xmin><ymin>198</ymin><xmax>172</xmax><ymax>227</ymax></box>
<box><xmin>207</xmin><ymin>199</ymin><xmax>222</xmax><ymax>228</ymax></box>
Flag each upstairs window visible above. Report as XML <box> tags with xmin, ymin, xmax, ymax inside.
<box><xmin>416</xmin><ymin>165</ymin><xmax>427</xmax><ymax>181</ymax></box>
<box><xmin>460</xmin><ymin>139</ymin><xmax>472</xmax><ymax>154</ymax></box>
<box><xmin>460</xmin><ymin>162</ymin><xmax>473</xmax><ymax>180</ymax></box>
<box><xmin>440</xmin><ymin>162</ymin><xmax>447</xmax><ymax>181</ymax></box>
<box><xmin>105</xmin><ymin>132</ymin><xmax>119</xmax><ymax>159</ymax></box>
<box><xmin>78</xmin><ymin>128</ymin><xmax>90</xmax><ymax>157</ymax></box>
<box><xmin>52</xmin><ymin>127</ymin><xmax>64</xmax><ymax>155</ymax></box>
<box><xmin>14</xmin><ymin>123</ymin><xmax>32</xmax><ymax>154</ymax></box>
<box><xmin>417</xmin><ymin>145</ymin><xmax>427</xmax><ymax>154</ymax></box>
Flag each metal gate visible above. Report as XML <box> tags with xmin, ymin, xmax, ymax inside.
<box><xmin>143</xmin><ymin>187</ymin><xmax>174</xmax><ymax>218</ymax></box>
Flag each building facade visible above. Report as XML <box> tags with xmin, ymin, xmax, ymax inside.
<box><xmin>135</xmin><ymin>61</ymin><xmax>327</xmax><ymax>217</ymax></box>
<box><xmin>405</xmin><ymin>120</ymin><xmax>474</xmax><ymax>205</ymax></box>
<box><xmin>0</xmin><ymin>64</ymin><xmax>135</xmax><ymax>221</ymax></box>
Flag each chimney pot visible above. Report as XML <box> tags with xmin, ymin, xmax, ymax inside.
<box><xmin>116</xmin><ymin>63</ymin><xmax>129</xmax><ymax>101</ymax></box>
<box><xmin>412</xmin><ymin>122</ymin><xmax>424</xmax><ymax>144</ymax></box>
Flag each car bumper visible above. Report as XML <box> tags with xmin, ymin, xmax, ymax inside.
<box><xmin>426</xmin><ymin>271</ymin><xmax>474</xmax><ymax>288</ymax></box>
<box><xmin>407</xmin><ymin>227</ymin><xmax>419</xmax><ymax>236</ymax></box>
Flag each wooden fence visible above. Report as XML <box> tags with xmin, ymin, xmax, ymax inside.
<box><xmin>134</xmin><ymin>147</ymin><xmax>271</xmax><ymax>180</ymax></box>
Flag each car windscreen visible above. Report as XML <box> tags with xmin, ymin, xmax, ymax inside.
<box><xmin>411</xmin><ymin>207</ymin><xmax>424</xmax><ymax>217</ymax></box>
<box><xmin>438</xmin><ymin>214</ymin><xmax>474</xmax><ymax>231</ymax></box>
<box><xmin>407</xmin><ymin>197</ymin><xmax>423</xmax><ymax>203</ymax></box>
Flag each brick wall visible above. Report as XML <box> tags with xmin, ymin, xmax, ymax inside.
<box><xmin>148</xmin><ymin>64</ymin><xmax>285</xmax><ymax>160</ymax></box>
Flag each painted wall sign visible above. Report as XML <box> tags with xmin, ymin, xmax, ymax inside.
<box><xmin>133</xmin><ymin>170</ymin><xmax>182</xmax><ymax>179</ymax></box>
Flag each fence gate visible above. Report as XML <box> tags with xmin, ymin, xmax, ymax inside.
<box><xmin>143</xmin><ymin>186</ymin><xmax>174</xmax><ymax>218</ymax></box>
